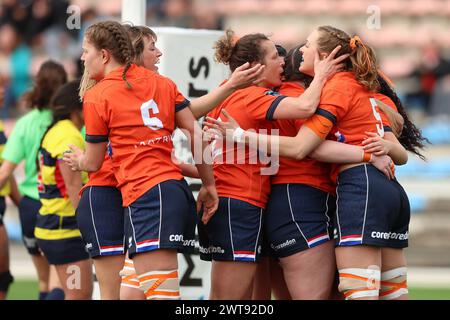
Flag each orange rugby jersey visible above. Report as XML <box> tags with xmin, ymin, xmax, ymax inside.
<box><xmin>208</xmin><ymin>85</ymin><xmax>287</xmax><ymax>208</ymax></box>
<box><xmin>79</xmin><ymin>152</ymin><xmax>118</xmax><ymax>195</ymax></box>
<box><xmin>83</xmin><ymin>64</ymin><xmax>187</xmax><ymax>207</ymax></box>
<box><xmin>81</xmin><ymin>102</ymin><xmax>117</xmax><ymax>195</ymax></box>
<box><xmin>326</xmin><ymin>92</ymin><xmax>397</xmax><ymax>142</ymax></box>
<box><xmin>304</xmin><ymin>72</ymin><xmax>394</xmax><ymax>182</ymax></box>
<box><xmin>272</xmin><ymin>82</ymin><xmax>334</xmax><ymax>194</ymax></box>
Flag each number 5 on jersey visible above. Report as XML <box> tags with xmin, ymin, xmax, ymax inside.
<box><xmin>369</xmin><ymin>98</ymin><xmax>385</xmax><ymax>137</ymax></box>
<box><xmin>141</xmin><ymin>99</ymin><xmax>163</xmax><ymax>130</ymax></box>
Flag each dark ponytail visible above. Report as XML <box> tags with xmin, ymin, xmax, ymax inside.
<box><xmin>39</xmin><ymin>80</ymin><xmax>83</xmax><ymax>154</ymax></box>
<box><xmin>378</xmin><ymin>75</ymin><xmax>429</xmax><ymax>160</ymax></box>
<box><xmin>284</xmin><ymin>45</ymin><xmax>313</xmax><ymax>87</ymax></box>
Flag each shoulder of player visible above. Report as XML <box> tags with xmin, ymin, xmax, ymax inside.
<box><xmin>149</xmin><ymin>73</ymin><xmax>183</xmax><ymax>91</ymax></box>
<box><xmin>239</xmin><ymin>85</ymin><xmax>282</xmax><ymax>101</ymax></box>
<box><xmin>49</xmin><ymin>120</ymin><xmax>80</xmax><ymax>139</ymax></box>
<box><xmin>278</xmin><ymin>81</ymin><xmax>305</xmax><ymax>96</ymax></box>
<box><xmin>373</xmin><ymin>92</ymin><xmax>398</xmax><ymax>111</ymax></box>
<box><xmin>13</xmin><ymin>108</ymin><xmax>40</xmax><ymax>125</ymax></box>
<box><xmin>46</xmin><ymin>122</ymin><xmax>81</xmax><ymax>150</ymax></box>
<box><xmin>322</xmin><ymin>72</ymin><xmax>361</xmax><ymax>97</ymax></box>
<box><xmin>83</xmin><ymin>78</ymin><xmax>131</xmax><ymax>105</ymax></box>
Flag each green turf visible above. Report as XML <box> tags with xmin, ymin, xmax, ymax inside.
<box><xmin>7</xmin><ymin>279</ymin><xmax>39</xmax><ymax>300</ymax></box>
<box><xmin>409</xmin><ymin>287</ymin><xmax>450</xmax><ymax>300</ymax></box>
<box><xmin>6</xmin><ymin>280</ymin><xmax>450</xmax><ymax>300</ymax></box>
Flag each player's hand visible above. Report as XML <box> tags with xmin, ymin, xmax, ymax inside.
<box><xmin>362</xmin><ymin>132</ymin><xmax>392</xmax><ymax>156</ymax></box>
<box><xmin>204</xmin><ymin>109</ymin><xmax>241</xmax><ymax>140</ymax></box>
<box><xmin>62</xmin><ymin>144</ymin><xmax>84</xmax><ymax>171</ymax></box>
<box><xmin>370</xmin><ymin>154</ymin><xmax>395</xmax><ymax>179</ymax></box>
<box><xmin>375</xmin><ymin>99</ymin><xmax>404</xmax><ymax>137</ymax></box>
<box><xmin>227</xmin><ymin>62</ymin><xmax>266</xmax><ymax>90</ymax></box>
<box><xmin>202</xmin><ymin>124</ymin><xmax>222</xmax><ymax>142</ymax></box>
<box><xmin>196</xmin><ymin>185</ymin><xmax>219</xmax><ymax>224</ymax></box>
<box><xmin>313</xmin><ymin>45</ymin><xmax>349</xmax><ymax>82</ymax></box>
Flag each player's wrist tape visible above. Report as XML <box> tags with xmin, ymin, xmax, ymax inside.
<box><xmin>233</xmin><ymin>127</ymin><xmax>245</xmax><ymax>143</ymax></box>
<box><xmin>362</xmin><ymin>151</ymin><xmax>372</xmax><ymax>162</ymax></box>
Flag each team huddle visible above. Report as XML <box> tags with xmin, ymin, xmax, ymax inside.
<box><xmin>0</xmin><ymin>20</ymin><xmax>427</xmax><ymax>300</ymax></box>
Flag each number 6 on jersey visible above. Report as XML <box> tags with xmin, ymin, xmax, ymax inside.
<box><xmin>141</xmin><ymin>99</ymin><xmax>163</xmax><ymax>130</ymax></box>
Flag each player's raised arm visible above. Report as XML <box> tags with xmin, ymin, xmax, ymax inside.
<box><xmin>189</xmin><ymin>62</ymin><xmax>265</xmax><ymax>119</ymax></box>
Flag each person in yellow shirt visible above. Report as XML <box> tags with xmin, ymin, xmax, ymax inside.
<box><xmin>35</xmin><ymin>80</ymin><xmax>92</xmax><ymax>300</ymax></box>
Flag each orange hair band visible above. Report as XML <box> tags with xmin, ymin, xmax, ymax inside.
<box><xmin>350</xmin><ymin>35</ymin><xmax>374</xmax><ymax>71</ymax></box>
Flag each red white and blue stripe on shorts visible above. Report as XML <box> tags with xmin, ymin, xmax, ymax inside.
<box><xmin>339</xmin><ymin>234</ymin><xmax>363</xmax><ymax>246</ymax></box>
<box><xmin>307</xmin><ymin>233</ymin><xmax>330</xmax><ymax>248</ymax></box>
<box><xmin>136</xmin><ymin>239</ymin><xmax>160</xmax><ymax>252</ymax></box>
<box><xmin>100</xmin><ymin>245</ymin><xmax>124</xmax><ymax>255</ymax></box>
<box><xmin>233</xmin><ymin>250</ymin><xmax>256</xmax><ymax>262</ymax></box>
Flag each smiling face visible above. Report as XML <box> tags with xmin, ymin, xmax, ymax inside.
<box><xmin>141</xmin><ymin>35</ymin><xmax>162</xmax><ymax>72</ymax></box>
<box><xmin>81</xmin><ymin>37</ymin><xmax>106</xmax><ymax>81</ymax></box>
<box><xmin>299</xmin><ymin>29</ymin><xmax>321</xmax><ymax>76</ymax></box>
<box><xmin>259</xmin><ymin>40</ymin><xmax>285</xmax><ymax>88</ymax></box>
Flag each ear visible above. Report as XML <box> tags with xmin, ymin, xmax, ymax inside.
<box><xmin>320</xmin><ymin>52</ymin><xmax>328</xmax><ymax>60</ymax></box>
<box><xmin>101</xmin><ymin>49</ymin><xmax>110</xmax><ymax>64</ymax></box>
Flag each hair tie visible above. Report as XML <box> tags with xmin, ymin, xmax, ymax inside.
<box><xmin>349</xmin><ymin>35</ymin><xmax>374</xmax><ymax>73</ymax></box>
<box><xmin>349</xmin><ymin>35</ymin><xmax>362</xmax><ymax>51</ymax></box>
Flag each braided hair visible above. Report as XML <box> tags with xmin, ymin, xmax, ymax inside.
<box><xmin>84</xmin><ymin>21</ymin><xmax>135</xmax><ymax>89</ymax></box>
<box><xmin>377</xmin><ymin>75</ymin><xmax>429</xmax><ymax>160</ymax></box>
<box><xmin>316</xmin><ymin>26</ymin><xmax>379</xmax><ymax>92</ymax></box>
<box><xmin>316</xmin><ymin>26</ymin><xmax>428</xmax><ymax>159</ymax></box>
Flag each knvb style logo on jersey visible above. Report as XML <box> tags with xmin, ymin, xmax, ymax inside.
<box><xmin>264</xmin><ymin>90</ymin><xmax>281</xmax><ymax>96</ymax></box>
<box><xmin>335</xmin><ymin>131</ymin><xmax>346</xmax><ymax>142</ymax></box>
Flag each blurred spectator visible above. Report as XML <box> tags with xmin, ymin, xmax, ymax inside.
<box><xmin>429</xmin><ymin>75</ymin><xmax>450</xmax><ymax>117</ymax></box>
<box><xmin>0</xmin><ymin>0</ymin><xmax>76</xmax><ymax>118</ymax></box>
<box><xmin>0</xmin><ymin>0</ymin><xmax>71</xmax><ymax>45</ymax></box>
<box><xmin>0</xmin><ymin>23</ymin><xmax>32</xmax><ymax>118</ymax></box>
<box><xmin>406</xmin><ymin>41</ymin><xmax>450</xmax><ymax>113</ymax></box>
<box><xmin>160</xmin><ymin>0</ymin><xmax>195</xmax><ymax>28</ymax></box>
<box><xmin>146</xmin><ymin>0</ymin><xmax>222</xmax><ymax>30</ymax></box>
<box><xmin>146</xmin><ymin>0</ymin><xmax>165</xmax><ymax>26</ymax></box>
<box><xmin>191</xmin><ymin>0</ymin><xmax>223</xmax><ymax>30</ymax></box>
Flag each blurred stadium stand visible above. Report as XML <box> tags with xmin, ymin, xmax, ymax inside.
<box><xmin>1</xmin><ymin>0</ymin><xmax>450</xmax><ymax>114</ymax></box>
